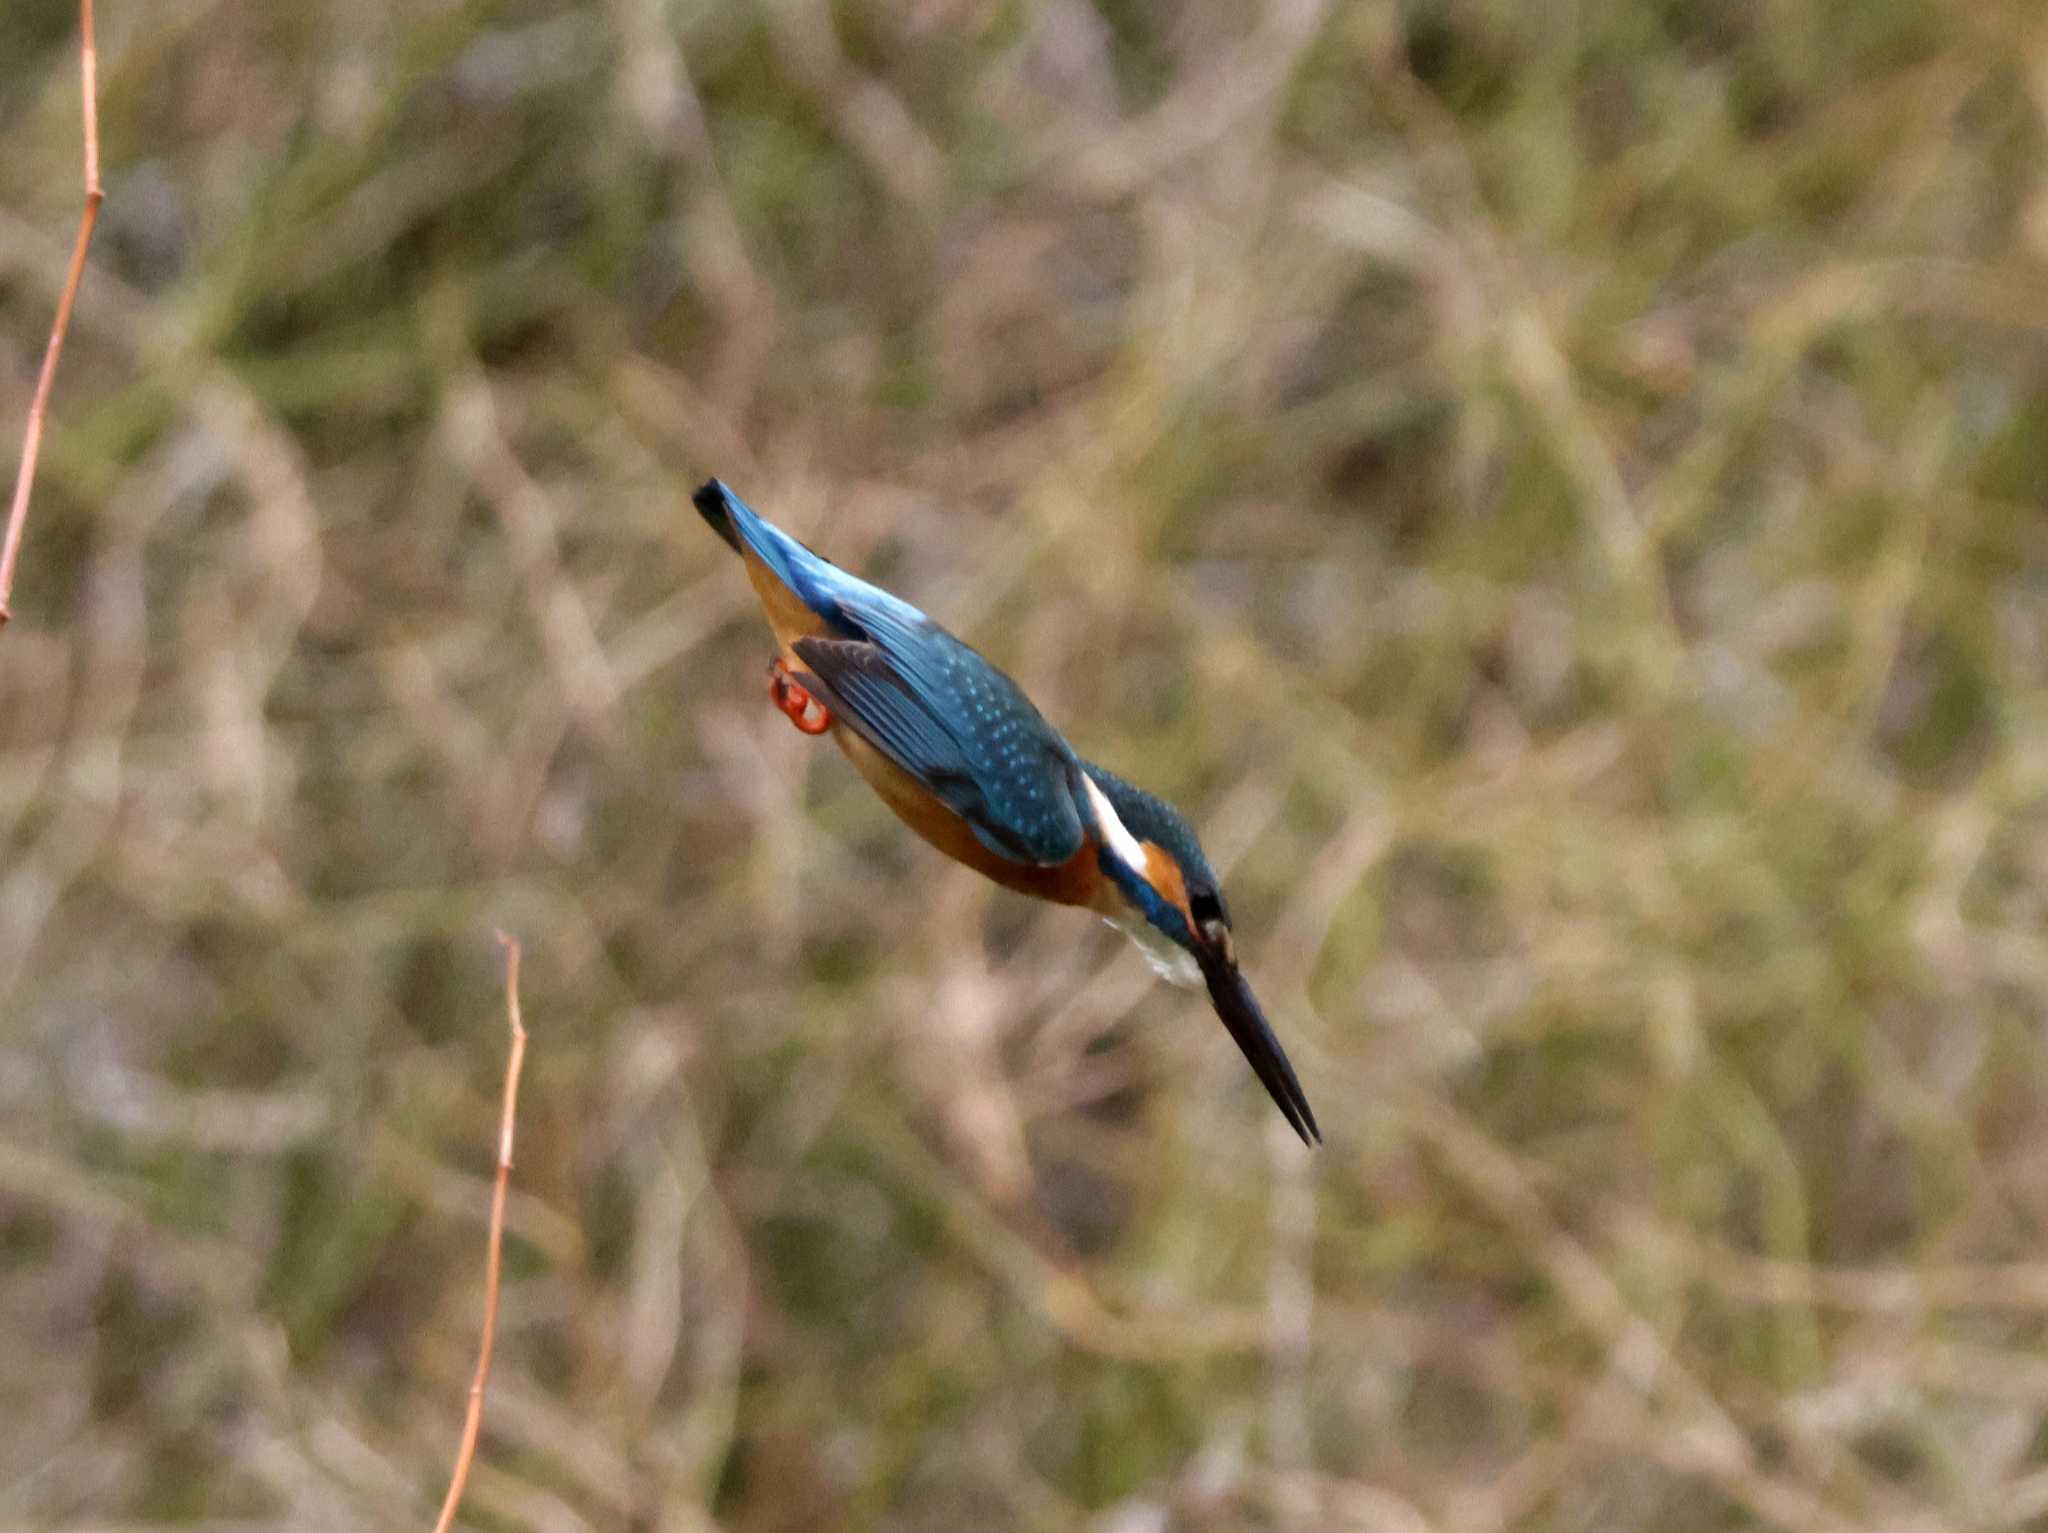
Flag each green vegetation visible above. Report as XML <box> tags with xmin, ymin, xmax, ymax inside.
<box><xmin>4</xmin><ymin>1</ymin><xmax>2045</xmax><ymax>1527</ymax></box>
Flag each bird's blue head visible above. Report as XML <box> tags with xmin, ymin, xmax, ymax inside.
<box><xmin>1074</xmin><ymin>760</ymin><xmax>1319</xmax><ymax>1145</ymax></box>
<box><xmin>1077</xmin><ymin>763</ymin><xmax>1232</xmax><ymax>968</ymax></box>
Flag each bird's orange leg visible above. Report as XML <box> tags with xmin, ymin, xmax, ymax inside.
<box><xmin>768</xmin><ymin>658</ymin><xmax>832</xmax><ymax>735</ymax></box>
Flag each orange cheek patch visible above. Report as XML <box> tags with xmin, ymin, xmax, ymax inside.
<box><xmin>1141</xmin><ymin>842</ymin><xmax>1193</xmax><ymax>931</ymax></box>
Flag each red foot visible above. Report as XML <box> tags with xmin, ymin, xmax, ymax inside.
<box><xmin>769</xmin><ymin>658</ymin><xmax>831</xmax><ymax>735</ymax></box>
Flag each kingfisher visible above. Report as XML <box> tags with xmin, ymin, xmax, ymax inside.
<box><xmin>695</xmin><ymin>480</ymin><xmax>1319</xmax><ymax>1146</ymax></box>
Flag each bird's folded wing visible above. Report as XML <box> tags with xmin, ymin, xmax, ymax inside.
<box><xmin>792</xmin><ymin>635</ymin><xmax>1085</xmax><ymax>867</ymax></box>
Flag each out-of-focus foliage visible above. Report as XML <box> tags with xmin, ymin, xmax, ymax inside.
<box><xmin>4</xmin><ymin>0</ymin><xmax>2048</xmax><ymax>1527</ymax></box>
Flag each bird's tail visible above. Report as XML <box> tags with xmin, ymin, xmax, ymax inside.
<box><xmin>692</xmin><ymin>478</ymin><xmax>861</xmax><ymax>629</ymax></box>
<box><xmin>692</xmin><ymin>479</ymin><xmax>746</xmax><ymax>555</ymax></box>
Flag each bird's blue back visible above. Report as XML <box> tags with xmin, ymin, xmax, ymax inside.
<box><xmin>698</xmin><ymin>481</ymin><xmax>1088</xmax><ymax>866</ymax></box>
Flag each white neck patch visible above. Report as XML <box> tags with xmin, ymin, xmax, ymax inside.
<box><xmin>1080</xmin><ymin>773</ymin><xmax>1149</xmax><ymax>878</ymax></box>
<box><xmin>1079</xmin><ymin>772</ymin><xmax>1202</xmax><ymax>988</ymax></box>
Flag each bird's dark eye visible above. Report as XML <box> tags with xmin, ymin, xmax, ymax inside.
<box><xmin>1187</xmin><ymin>886</ymin><xmax>1234</xmax><ymax>963</ymax></box>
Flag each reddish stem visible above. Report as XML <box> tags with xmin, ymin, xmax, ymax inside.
<box><xmin>1</xmin><ymin>0</ymin><xmax>104</xmax><ymax>629</ymax></box>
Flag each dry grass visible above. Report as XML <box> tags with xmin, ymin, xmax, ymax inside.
<box><xmin>5</xmin><ymin>1</ymin><xmax>2048</xmax><ymax>1528</ymax></box>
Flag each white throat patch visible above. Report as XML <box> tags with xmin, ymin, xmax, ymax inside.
<box><xmin>1103</xmin><ymin>907</ymin><xmax>1202</xmax><ymax>988</ymax></box>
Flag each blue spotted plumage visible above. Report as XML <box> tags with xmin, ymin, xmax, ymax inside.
<box><xmin>695</xmin><ymin>478</ymin><xmax>1320</xmax><ymax>1145</ymax></box>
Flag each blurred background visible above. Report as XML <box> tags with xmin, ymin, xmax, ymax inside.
<box><xmin>4</xmin><ymin>0</ymin><xmax>2048</xmax><ymax>1528</ymax></box>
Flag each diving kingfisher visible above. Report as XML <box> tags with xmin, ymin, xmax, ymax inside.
<box><xmin>695</xmin><ymin>480</ymin><xmax>1320</xmax><ymax>1146</ymax></box>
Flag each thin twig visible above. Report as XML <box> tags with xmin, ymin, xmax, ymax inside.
<box><xmin>430</xmin><ymin>932</ymin><xmax>530</xmax><ymax>1533</ymax></box>
<box><xmin>1</xmin><ymin>0</ymin><xmax>104</xmax><ymax>629</ymax></box>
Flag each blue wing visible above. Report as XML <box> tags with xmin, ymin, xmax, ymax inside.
<box><xmin>793</xmin><ymin>631</ymin><xmax>1086</xmax><ymax>867</ymax></box>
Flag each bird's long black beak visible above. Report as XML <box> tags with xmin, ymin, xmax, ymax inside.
<box><xmin>1195</xmin><ymin>947</ymin><xmax>1321</xmax><ymax>1147</ymax></box>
